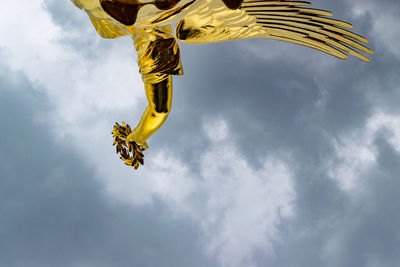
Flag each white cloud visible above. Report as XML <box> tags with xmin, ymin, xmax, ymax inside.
<box><xmin>367</xmin><ymin>112</ymin><xmax>400</xmax><ymax>152</ymax></box>
<box><xmin>0</xmin><ymin>3</ymin><xmax>296</xmax><ymax>266</ymax></box>
<box><xmin>0</xmin><ymin>0</ymin><xmax>143</xmax><ymax>127</ymax></box>
<box><xmin>201</xmin><ymin>157</ymin><xmax>294</xmax><ymax>267</ymax></box>
<box><xmin>198</xmin><ymin>119</ymin><xmax>295</xmax><ymax>267</ymax></box>
<box><xmin>101</xmin><ymin>117</ymin><xmax>296</xmax><ymax>267</ymax></box>
<box><xmin>327</xmin><ymin>110</ymin><xmax>400</xmax><ymax>192</ymax></box>
<box><xmin>203</xmin><ymin>117</ymin><xmax>229</xmax><ymax>142</ymax></box>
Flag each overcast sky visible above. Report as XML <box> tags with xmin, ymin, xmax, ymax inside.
<box><xmin>1</xmin><ymin>0</ymin><xmax>400</xmax><ymax>267</ymax></box>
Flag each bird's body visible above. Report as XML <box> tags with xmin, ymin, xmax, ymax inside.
<box><xmin>72</xmin><ymin>0</ymin><xmax>373</xmax><ymax>168</ymax></box>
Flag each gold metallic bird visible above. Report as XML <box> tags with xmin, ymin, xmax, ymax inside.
<box><xmin>72</xmin><ymin>0</ymin><xmax>373</xmax><ymax>169</ymax></box>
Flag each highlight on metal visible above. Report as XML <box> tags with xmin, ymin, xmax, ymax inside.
<box><xmin>71</xmin><ymin>0</ymin><xmax>373</xmax><ymax>169</ymax></box>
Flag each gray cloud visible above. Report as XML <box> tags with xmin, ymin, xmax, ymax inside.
<box><xmin>165</xmin><ymin>1</ymin><xmax>400</xmax><ymax>266</ymax></box>
<box><xmin>0</xmin><ymin>69</ymin><xmax>217</xmax><ymax>267</ymax></box>
<box><xmin>1</xmin><ymin>0</ymin><xmax>400</xmax><ymax>266</ymax></box>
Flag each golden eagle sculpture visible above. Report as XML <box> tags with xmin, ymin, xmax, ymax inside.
<box><xmin>71</xmin><ymin>0</ymin><xmax>373</xmax><ymax>169</ymax></box>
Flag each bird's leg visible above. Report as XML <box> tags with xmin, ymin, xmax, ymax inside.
<box><xmin>127</xmin><ymin>73</ymin><xmax>172</xmax><ymax>148</ymax></box>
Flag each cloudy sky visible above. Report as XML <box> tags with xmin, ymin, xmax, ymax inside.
<box><xmin>1</xmin><ymin>0</ymin><xmax>400</xmax><ymax>266</ymax></box>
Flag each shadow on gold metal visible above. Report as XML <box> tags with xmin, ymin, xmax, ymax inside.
<box><xmin>112</xmin><ymin>122</ymin><xmax>146</xmax><ymax>169</ymax></box>
<box><xmin>71</xmin><ymin>0</ymin><xmax>373</xmax><ymax>169</ymax></box>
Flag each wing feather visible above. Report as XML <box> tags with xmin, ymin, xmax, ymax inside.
<box><xmin>176</xmin><ymin>0</ymin><xmax>373</xmax><ymax>61</ymax></box>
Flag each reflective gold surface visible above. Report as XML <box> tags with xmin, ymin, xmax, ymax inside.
<box><xmin>112</xmin><ymin>122</ymin><xmax>146</xmax><ymax>169</ymax></box>
<box><xmin>72</xmin><ymin>0</ymin><xmax>373</xmax><ymax>168</ymax></box>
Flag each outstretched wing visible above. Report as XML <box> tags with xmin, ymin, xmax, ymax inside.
<box><xmin>176</xmin><ymin>0</ymin><xmax>373</xmax><ymax>61</ymax></box>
